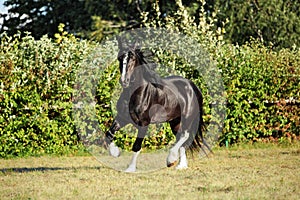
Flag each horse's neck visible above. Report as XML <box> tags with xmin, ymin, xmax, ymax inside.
<box><xmin>142</xmin><ymin>66</ymin><xmax>163</xmax><ymax>86</ymax></box>
<box><xmin>127</xmin><ymin>63</ymin><xmax>163</xmax><ymax>93</ymax></box>
<box><xmin>128</xmin><ymin>71</ymin><xmax>158</xmax><ymax>95</ymax></box>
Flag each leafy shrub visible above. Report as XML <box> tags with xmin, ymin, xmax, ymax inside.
<box><xmin>218</xmin><ymin>41</ymin><xmax>300</xmax><ymax>143</ymax></box>
<box><xmin>141</xmin><ymin>0</ymin><xmax>300</xmax><ymax>145</ymax></box>
<box><xmin>0</xmin><ymin>28</ymin><xmax>90</xmax><ymax>157</ymax></box>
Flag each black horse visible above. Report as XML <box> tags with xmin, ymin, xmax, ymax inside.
<box><xmin>105</xmin><ymin>37</ymin><xmax>208</xmax><ymax>172</ymax></box>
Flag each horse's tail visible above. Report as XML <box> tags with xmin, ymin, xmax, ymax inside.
<box><xmin>186</xmin><ymin>82</ymin><xmax>212</xmax><ymax>156</ymax></box>
<box><xmin>190</xmin><ymin>107</ymin><xmax>212</xmax><ymax>156</ymax></box>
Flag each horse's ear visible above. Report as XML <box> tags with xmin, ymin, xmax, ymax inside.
<box><xmin>116</xmin><ymin>36</ymin><xmax>122</xmax><ymax>49</ymax></box>
<box><xmin>133</xmin><ymin>40</ymin><xmax>141</xmax><ymax>50</ymax></box>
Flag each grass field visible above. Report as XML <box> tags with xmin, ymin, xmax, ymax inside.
<box><xmin>1</xmin><ymin>143</ymin><xmax>299</xmax><ymax>200</ymax></box>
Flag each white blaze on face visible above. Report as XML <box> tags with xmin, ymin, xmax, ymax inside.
<box><xmin>121</xmin><ymin>52</ymin><xmax>128</xmax><ymax>83</ymax></box>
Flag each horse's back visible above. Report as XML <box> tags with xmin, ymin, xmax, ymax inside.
<box><xmin>163</xmin><ymin>75</ymin><xmax>203</xmax><ymax>113</ymax></box>
<box><xmin>163</xmin><ymin>76</ymin><xmax>202</xmax><ymax>97</ymax></box>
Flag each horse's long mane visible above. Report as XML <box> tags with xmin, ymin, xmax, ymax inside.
<box><xmin>134</xmin><ymin>48</ymin><xmax>163</xmax><ymax>85</ymax></box>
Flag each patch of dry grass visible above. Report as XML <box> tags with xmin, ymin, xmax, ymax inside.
<box><xmin>0</xmin><ymin>143</ymin><xmax>299</xmax><ymax>199</ymax></box>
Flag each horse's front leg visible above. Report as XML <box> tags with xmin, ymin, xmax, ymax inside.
<box><xmin>105</xmin><ymin>120</ymin><xmax>123</xmax><ymax>157</ymax></box>
<box><xmin>125</xmin><ymin>127</ymin><xmax>147</xmax><ymax>173</ymax></box>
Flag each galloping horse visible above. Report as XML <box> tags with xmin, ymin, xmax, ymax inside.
<box><xmin>105</xmin><ymin>37</ymin><xmax>208</xmax><ymax>172</ymax></box>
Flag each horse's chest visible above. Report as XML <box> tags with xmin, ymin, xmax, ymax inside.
<box><xmin>129</xmin><ymin>102</ymin><xmax>169</xmax><ymax>125</ymax></box>
<box><xmin>129</xmin><ymin>94</ymin><xmax>180</xmax><ymax>126</ymax></box>
<box><xmin>118</xmin><ymin>85</ymin><xmax>180</xmax><ymax>126</ymax></box>
<box><xmin>148</xmin><ymin>104</ymin><xmax>169</xmax><ymax>123</ymax></box>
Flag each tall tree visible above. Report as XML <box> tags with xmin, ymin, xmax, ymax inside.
<box><xmin>1</xmin><ymin>0</ymin><xmax>91</xmax><ymax>38</ymax></box>
<box><xmin>214</xmin><ymin>0</ymin><xmax>300</xmax><ymax>48</ymax></box>
<box><xmin>0</xmin><ymin>0</ymin><xmax>202</xmax><ymax>40</ymax></box>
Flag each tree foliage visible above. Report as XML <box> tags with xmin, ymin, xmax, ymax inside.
<box><xmin>1</xmin><ymin>0</ymin><xmax>91</xmax><ymax>39</ymax></box>
<box><xmin>2</xmin><ymin>0</ymin><xmax>299</xmax><ymax>48</ymax></box>
<box><xmin>213</xmin><ymin>0</ymin><xmax>300</xmax><ymax>48</ymax></box>
<box><xmin>0</xmin><ymin>0</ymin><xmax>203</xmax><ymax>41</ymax></box>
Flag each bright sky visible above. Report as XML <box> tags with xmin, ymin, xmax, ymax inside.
<box><xmin>0</xmin><ymin>0</ymin><xmax>7</xmax><ymax>14</ymax></box>
<box><xmin>0</xmin><ymin>0</ymin><xmax>8</xmax><ymax>26</ymax></box>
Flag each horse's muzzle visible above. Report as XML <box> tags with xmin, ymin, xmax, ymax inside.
<box><xmin>120</xmin><ymin>78</ymin><xmax>129</xmax><ymax>88</ymax></box>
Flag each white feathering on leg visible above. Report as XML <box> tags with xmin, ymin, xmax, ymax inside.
<box><xmin>167</xmin><ymin>130</ymin><xmax>189</xmax><ymax>167</ymax></box>
<box><xmin>176</xmin><ymin>147</ymin><xmax>188</xmax><ymax>170</ymax></box>
<box><xmin>125</xmin><ymin>150</ymin><xmax>141</xmax><ymax>173</ymax></box>
<box><xmin>109</xmin><ymin>142</ymin><xmax>120</xmax><ymax>157</ymax></box>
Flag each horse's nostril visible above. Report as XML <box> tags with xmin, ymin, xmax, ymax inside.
<box><xmin>120</xmin><ymin>80</ymin><xmax>129</xmax><ymax>88</ymax></box>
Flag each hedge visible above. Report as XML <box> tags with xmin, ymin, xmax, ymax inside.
<box><xmin>0</xmin><ymin>29</ymin><xmax>91</xmax><ymax>157</ymax></box>
<box><xmin>0</xmin><ymin>29</ymin><xmax>299</xmax><ymax>157</ymax></box>
<box><xmin>218</xmin><ymin>41</ymin><xmax>300</xmax><ymax>144</ymax></box>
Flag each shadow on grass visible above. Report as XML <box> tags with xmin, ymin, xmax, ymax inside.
<box><xmin>0</xmin><ymin>166</ymin><xmax>102</xmax><ymax>174</ymax></box>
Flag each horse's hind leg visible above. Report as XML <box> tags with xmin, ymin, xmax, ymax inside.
<box><xmin>176</xmin><ymin>146</ymin><xmax>188</xmax><ymax>169</ymax></box>
<box><xmin>125</xmin><ymin>127</ymin><xmax>147</xmax><ymax>173</ymax></box>
<box><xmin>167</xmin><ymin>130</ymin><xmax>189</xmax><ymax>167</ymax></box>
<box><xmin>167</xmin><ymin>118</ymin><xmax>190</xmax><ymax>169</ymax></box>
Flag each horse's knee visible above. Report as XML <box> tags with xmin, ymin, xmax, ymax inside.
<box><xmin>105</xmin><ymin>120</ymin><xmax>121</xmax><ymax>143</ymax></box>
<box><xmin>132</xmin><ymin>143</ymin><xmax>141</xmax><ymax>152</ymax></box>
<box><xmin>132</xmin><ymin>138</ymin><xmax>143</xmax><ymax>152</ymax></box>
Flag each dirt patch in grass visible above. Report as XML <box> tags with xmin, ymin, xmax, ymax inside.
<box><xmin>0</xmin><ymin>143</ymin><xmax>299</xmax><ymax>199</ymax></box>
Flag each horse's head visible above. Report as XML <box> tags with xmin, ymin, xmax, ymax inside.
<box><xmin>117</xmin><ymin>37</ymin><xmax>141</xmax><ymax>88</ymax></box>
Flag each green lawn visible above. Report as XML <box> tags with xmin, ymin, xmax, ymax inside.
<box><xmin>1</xmin><ymin>143</ymin><xmax>299</xmax><ymax>200</ymax></box>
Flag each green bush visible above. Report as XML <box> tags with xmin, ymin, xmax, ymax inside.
<box><xmin>0</xmin><ymin>28</ymin><xmax>90</xmax><ymax>157</ymax></box>
<box><xmin>141</xmin><ymin>0</ymin><xmax>300</xmax><ymax>144</ymax></box>
<box><xmin>218</xmin><ymin>41</ymin><xmax>300</xmax><ymax>143</ymax></box>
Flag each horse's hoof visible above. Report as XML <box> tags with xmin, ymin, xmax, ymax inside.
<box><xmin>124</xmin><ymin>166</ymin><xmax>136</xmax><ymax>173</ymax></box>
<box><xmin>167</xmin><ymin>161</ymin><xmax>177</xmax><ymax>167</ymax></box>
<box><xmin>109</xmin><ymin>143</ymin><xmax>120</xmax><ymax>157</ymax></box>
<box><xmin>167</xmin><ymin>149</ymin><xmax>179</xmax><ymax>167</ymax></box>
